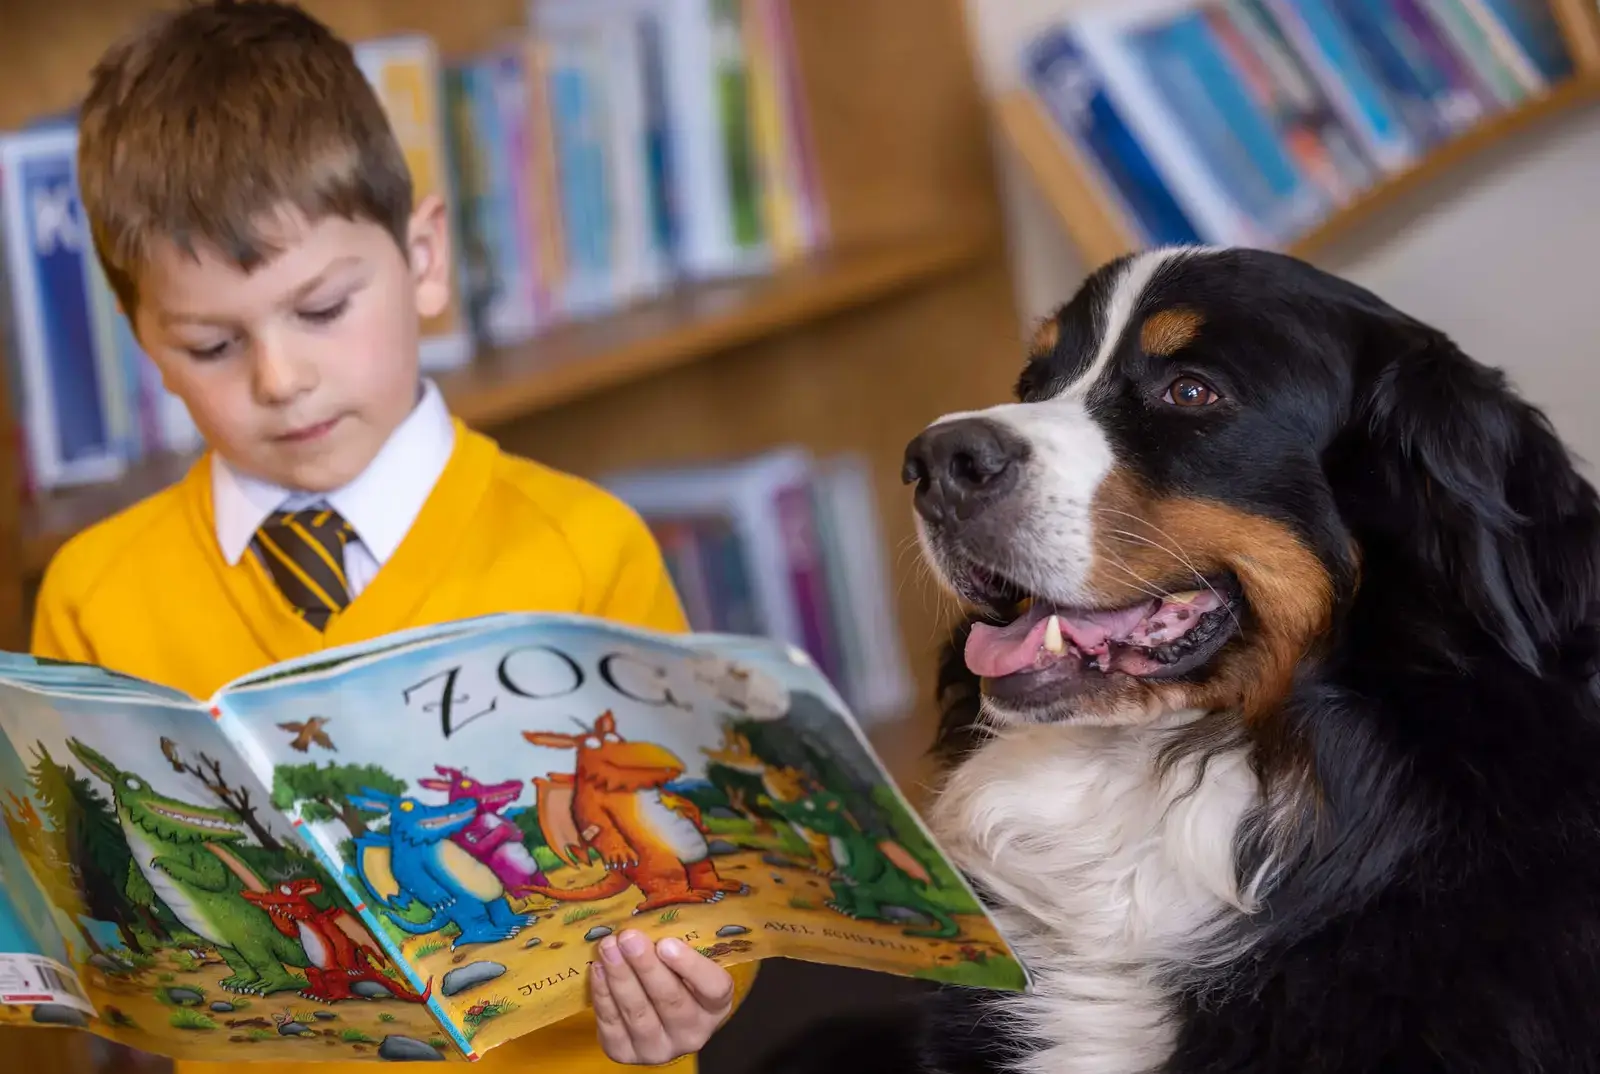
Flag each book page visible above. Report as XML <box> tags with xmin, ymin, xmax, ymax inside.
<box><xmin>214</xmin><ymin>613</ymin><xmax>1028</xmax><ymax>1061</ymax></box>
<box><xmin>0</xmin><ymin>656</ymin><xmax>453</xmax><ymax>1062</ymax></box>
<box><xmin>0</xmin><ymin>770</ymin><xmax>94</xmax><ymax>1031</ymax></box>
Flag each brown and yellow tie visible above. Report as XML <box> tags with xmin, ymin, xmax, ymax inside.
<box><xmin>251</xmin><ymin>507</ymin><xmax>355</xmax><ymax>630</ymax></box>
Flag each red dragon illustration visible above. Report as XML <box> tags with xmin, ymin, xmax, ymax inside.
<box><xmin>241</xmin><ymin>877</ymin><xmax>431</xmax><ymax>1004</ymax></box>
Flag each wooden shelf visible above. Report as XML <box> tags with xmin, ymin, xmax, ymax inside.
<box><xmin>1289</xmin><ymin>75</ymin><xmax>1600</xmax><ymax>259</ymax></box>
<box><xmin>17</xmin><ymin>228</ymin><xmax>993</xmax><ymax>575</ymax></box>
<box><xmin>998</xmin><ymin>74</ymin><xmax>1600</xmax><ymax>266</ymax></box>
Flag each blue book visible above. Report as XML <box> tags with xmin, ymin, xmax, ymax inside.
<box><xmin>1126</xmin><ymin>10</ymin><xmax>1330</xmax><ymax>242</ymax></box>
<box><xmin>1331</xmin><ymin>0</ymin><xmax>1458</xmax><ymax>143</ymax></box>
<box><xmin>0</xmin><ymin>127</ymin><xmax>127</xmax><ymax>490</ymax></box>
<box><xmin>1024</xmin><ymin>26</ymin><xmax>1205</xmax><ymax>247</ymax></box>
<box><xmin>1266</xmin><ymin>0</ymin><xmax>1420</xmax><ymax>171</ymax></box>
<box><xmin>1478</xmin><ymin>0</ymin><xmax>1574</xmax><ymax>81</ymax></box>
<box><xmin>546</xmin><ymin>31</ymin><xmax>618</xmax><ymax>316</ymax></box>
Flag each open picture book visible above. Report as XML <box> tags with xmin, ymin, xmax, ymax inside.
<box><xmin>0</xmin><ymin>612</ymin><xmax>1029</xmax><ymax>1063</ymax></box>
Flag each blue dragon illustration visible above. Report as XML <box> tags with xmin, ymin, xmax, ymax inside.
<box><xmin>348</xmin><ymin>787</ymin><xmax>534</xmax><ymax>949</ymax></box>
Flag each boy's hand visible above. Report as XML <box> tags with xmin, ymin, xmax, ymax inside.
<box><xmin>591</xmin><ymin>929</ymin><xmax>735</xmax><ymax>1065</ymax></box>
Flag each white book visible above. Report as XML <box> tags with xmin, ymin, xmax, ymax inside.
<box><xmin>653</xmin><ymin>0</ymin><xmax>772</xmax><ymax>279</ymax></box>
<box><xmin>1063</xmin><ymin>0</ymin><xmax>1274</xmax><ymax>247</ymax></box>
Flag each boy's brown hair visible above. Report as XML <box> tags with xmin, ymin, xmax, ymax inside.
<box><xmin>77</xmin><ymin>0</ymin><xmax>414</xmax><ymax>314</ymax></box>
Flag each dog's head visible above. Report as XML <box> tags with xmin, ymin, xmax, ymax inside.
<box><xmin>906</xmin><ymin>248</ymin><xmax>1600</xmax><ymax>743</ymax></box>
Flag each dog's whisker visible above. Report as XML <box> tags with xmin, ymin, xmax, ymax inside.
<box><xmin>1100</xmin><ymin>526</ymin><xmax>1245</xmax><ymax>638</ymax></box>
<box><xmin>1099</xmin><ymin>550</ymin><xmax>1174</xmax><ymax>604</ymax></box>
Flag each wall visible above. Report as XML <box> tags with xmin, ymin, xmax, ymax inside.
<box><xmin>960</xmin><ymin>0</ymin><xmax>1600</xmax><ymax>473</ymax></box>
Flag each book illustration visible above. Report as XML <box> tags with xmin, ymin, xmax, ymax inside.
<box><xmin>350</xmin><ymin>786</ymin><xmax>538</xmax><ymax>948</ymax></box>
<box><xmin>762</xmin><ymin>788</ymin><xmax>955</xmax><ymax>939</ymax></box>
<box><xmin>700</xmin><ymin>725</ymin><xmax>835</xmax><ymax>873</ymax></box>
<box><xmin>0</xmin><ymin>613</ymin><xmax>1029</xmax><ymax>1060</ymax></box>
<box><xmin>416</xmin><ymin>765</ymin><xmax>551</xmax><ymax>894</ymax></box>
<box><xmin>276</xmin><ymin>717</ymin><xmax>335</xmax><ymax>754</ymax></box>
<box><xmin>522</xmin><ymin>710</ymin><xmax>752</xmax><ymax>913</ymax></box>
<box><xmin>238</xmin><ymin>878</ymin><xmax>431</xmax><ymax>1005</ymax></box>
<box><xmin>0</xmin><ymin>681</ymin><xmax>452</xmax><ymax>1061</ymax></box>
<box><xmin>65</xmin><ymin>738</ymin><xmax>314</xmax><ymax>999</ymax></box>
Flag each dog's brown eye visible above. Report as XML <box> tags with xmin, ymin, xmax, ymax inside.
<box><xmin>1164</xmin><ymin>376</ymin><xmax>1219</xmax><ymax>407</ymax></box>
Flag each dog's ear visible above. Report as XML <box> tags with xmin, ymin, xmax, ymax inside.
<box><xmin>1328</xmin><ymin>314</ymin><xmax>1600</xmax><ymax>673</ymax></box>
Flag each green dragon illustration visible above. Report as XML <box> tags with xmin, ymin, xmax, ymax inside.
<box><xmin>67</xmin><ymin>739</ymin><xmax>310</xmax><ymax>995</ymax></box>
<box><xmin>763</xmin><ymin>788</ymin><xmax>960</xmax><ymax>939</ymax></box>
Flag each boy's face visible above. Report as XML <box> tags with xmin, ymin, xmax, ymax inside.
<box><xmin>132</xmin><ymin>198</ymin><xmax>453</xmax><ymax>493</ymax></box>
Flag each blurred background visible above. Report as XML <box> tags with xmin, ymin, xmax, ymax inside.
<box><xmin>1</xmin><ymin>0</ymin><xmax>1597</xmax><ymax>1070</ymax></box>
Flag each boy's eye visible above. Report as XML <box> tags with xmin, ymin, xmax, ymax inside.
<box><xmin>300</xmin><ymin>296</ymin><xmax>349</xmax><ymax>325</ymax></box>
<box><xmin>184</xmin><ymin>339</ymin><xmax>233</xmax><ymax>361</ymax></box>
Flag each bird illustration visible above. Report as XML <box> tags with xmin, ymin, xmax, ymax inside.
<box><xmin>277</xmin><ymin>716</ymin><xmax>335</xmax><ymax>753</ymax></box>
<box><xmin>159</xmin><ymin>736</ymin><xmax>186</xmax><ymax>773</ymax></box>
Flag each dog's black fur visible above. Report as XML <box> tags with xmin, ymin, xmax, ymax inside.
<box><xmin>888</xmin><ymin>249</ymin><xmax>1600</xmax><ymax>1074</ymax></box>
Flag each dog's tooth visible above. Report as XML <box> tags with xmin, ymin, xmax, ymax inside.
<box><xmin>1166</xmin><ymin>590</ymin><xmax>1202</xmax><ymax>604</ymax></box>
<box><xmin>1043</xmin><ymin>615</ymin><xmax>1065</xmax><ymax>654</ymax></box>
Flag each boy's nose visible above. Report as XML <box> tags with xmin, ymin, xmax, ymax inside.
<box><xmin>251</xmin><ymin>342</ymin><xmax>318</xmax><ymax>403</ymax></box>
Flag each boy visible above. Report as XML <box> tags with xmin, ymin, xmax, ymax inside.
<box><xmin>25</xmin><ymin>2</ymin><xmax>754</xmax><ymax>1071</ymax></box>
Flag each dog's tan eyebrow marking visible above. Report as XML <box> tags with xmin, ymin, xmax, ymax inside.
<box><xmin>1140</xmin><ymin>308</ymin><xmax>1204</xmax><ymax>357</ymax></box>
<box><xmin>1029</xmin><ymin>315</ymin><xmax>1061</xmax><ymax>358</ymax></box>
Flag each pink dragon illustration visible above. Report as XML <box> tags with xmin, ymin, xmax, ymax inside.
<box><xmin>416</xmin><ymin>765</ymin><xmax>549</xmax><ymax>895</ymax></box>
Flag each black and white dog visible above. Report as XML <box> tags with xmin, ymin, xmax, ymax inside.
<box><xmin>897</xmin><ymin>247</ymin><xmax>1600</xmax><ymax>1074</ymax></box>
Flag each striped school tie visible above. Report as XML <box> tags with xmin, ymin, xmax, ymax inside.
<box><xmin>251</xmin><ymin>507</ymin><xmax>355</xmax><ymax>630</ymax></box>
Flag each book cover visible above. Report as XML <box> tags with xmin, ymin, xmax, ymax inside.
<box><xmin>0</xmin><ymin>614</ymin><xmax>1029</xmax><ymax>1062</ymax></box>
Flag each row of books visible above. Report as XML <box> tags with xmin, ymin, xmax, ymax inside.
<box><xmin>601</xmin><ymin>446</ymin><xmax>916</xmax><ymax>725</ymax></box>
<box><xmin>0</xmin><ymin>0</ymin><xmax>826</xmax><ymax>496</ymax></box>
<box><xmin>1025</xmin><ymin>0</ymin><xmax>1578</xmax><ymax>250</ymax></box>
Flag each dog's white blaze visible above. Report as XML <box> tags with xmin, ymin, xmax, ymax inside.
<box><xmin>1063</xmin><ymin>246</ymin><xmax>1207</xmax><ymax>402</ymax></box>
<box><xmin>928</xmin><ymin>719</ymin><xmax>1259</xmax><ymax>1074</ymax></box>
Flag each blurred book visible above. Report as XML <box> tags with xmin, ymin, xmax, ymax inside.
<box><xmin>1022</xmin><ymin>0</ymin><xmax>1575</xmax><ymax>251</ymax></box>
<box><xmin>602</xmin><ymin>446</ymin><xmax>916</xmax><ymax>726</ymax></box>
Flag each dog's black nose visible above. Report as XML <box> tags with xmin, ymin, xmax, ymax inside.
<box><xmin>902</xmin><ymin>418</ymin><xmax>1029</xmax><ymax>523</ymax></box>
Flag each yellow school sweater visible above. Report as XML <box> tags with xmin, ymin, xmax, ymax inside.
<box><xmin>26</xmin><ymin>418</ymin><xmax>755</xmax><ymax>1073</ymax></box>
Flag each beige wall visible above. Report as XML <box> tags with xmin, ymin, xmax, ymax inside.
<box><xmin>961</xmin><ymin>0</ymin><xmax>1600</xmax><ymax>473</ymax></box>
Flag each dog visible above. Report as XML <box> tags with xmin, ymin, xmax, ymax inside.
<box><xmin>896</xmin><ymin>247</ymin><xmax>1600</xmax><ymax>1074</ymax></box>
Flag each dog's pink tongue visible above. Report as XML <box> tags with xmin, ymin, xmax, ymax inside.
<box><xmin>965</xmin><ymin>610</ymin><xmax>1052</xmax><ymax>679</ymax></box>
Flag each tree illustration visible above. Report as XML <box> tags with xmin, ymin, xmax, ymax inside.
<box><xmin>28</xmin><ymin>744</ymin><xmax>173</xmax><ymax>953</ymax></box>
<box><xmin>271</xmin><ymin>761</ymin><xmax>406</xmax><ymax>840</ymax></box>
<box><xmin>158</xmin><ymin>737</ymin><xmax>283</xmax><ymax>852</ymax></box>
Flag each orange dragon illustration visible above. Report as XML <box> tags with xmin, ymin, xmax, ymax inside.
<box><xmin>521</xmin><ymin>711</ymin><xmax>750</xmax><ymax>914</ymax></box>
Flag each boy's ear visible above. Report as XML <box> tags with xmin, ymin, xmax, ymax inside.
<box><xmin>406</xmin><ymin>192</ymin><xmax>452</xmax><ymax>320</ymax></box>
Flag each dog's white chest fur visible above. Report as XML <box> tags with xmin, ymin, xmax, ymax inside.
<box><xmin>927</xmin><ymin>719</ymin><xmax>1262</xmax><ymax>1074</ymax></box>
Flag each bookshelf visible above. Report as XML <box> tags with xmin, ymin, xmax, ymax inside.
<box><xmin>999</xmin><ymin>0</ymin><xmax>1600</xmax><ymax>269</ymax></box>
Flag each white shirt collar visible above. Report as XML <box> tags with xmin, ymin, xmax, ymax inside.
<box><xmin>211</xmin><ymin>378</ymin><xmax>456</xmax><ymax>566</ymax></box>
